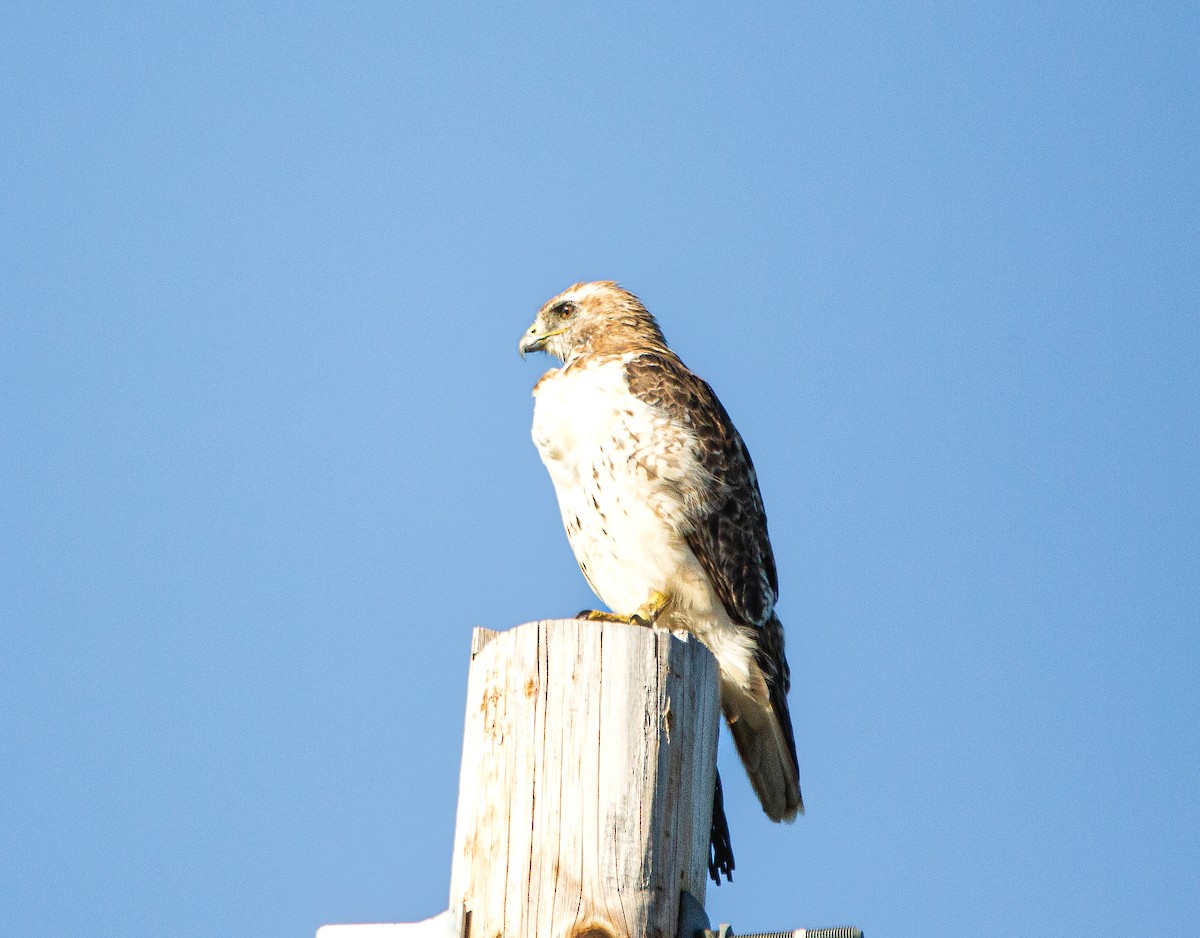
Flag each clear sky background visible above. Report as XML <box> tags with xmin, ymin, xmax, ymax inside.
<box><xmin>3</xmin><ymin>4</ymin><xmax>1197</xmax><ymax>937</ymax></box>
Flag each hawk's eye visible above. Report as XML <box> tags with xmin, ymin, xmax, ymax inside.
<box><xmin>554</xmin><ymin>301</ymin><xmax>577</xmax><ymax>320</ymax></box>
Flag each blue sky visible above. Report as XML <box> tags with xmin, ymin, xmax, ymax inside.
<box><xmin>2</xmin><ymin>3</ymin><xmax>1197</xmax><ymax>936</ymax></box>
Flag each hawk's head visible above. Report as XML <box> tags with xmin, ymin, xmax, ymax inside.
<box><xmin>519</xmin><ymin>281</ymin><xmax>668</xmax><ymax>363</ymax></box>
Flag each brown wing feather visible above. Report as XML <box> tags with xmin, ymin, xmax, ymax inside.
<box><xmin>624</xmin><ymin>352</ymin><xmax>801</xmax><ymax>802</ymax></box>
<box><xmin>623</xmin><ymin>351</ymin><xmax>779</xmax><ymax>626</ymax></box>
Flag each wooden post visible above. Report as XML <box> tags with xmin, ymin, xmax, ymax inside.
<box><xmin>447</xmin><ymin>619</ymin><xmax>721</xmax><ymax>938</ymax></box>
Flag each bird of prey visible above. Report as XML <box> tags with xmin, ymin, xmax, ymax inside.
<box><xmin>519</xmin><ymin>281</ymin><xmax>803</xmax><ymax>827</ymax></box>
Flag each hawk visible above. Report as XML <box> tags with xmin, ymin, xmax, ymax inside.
<box><xmin>519</xmin><ymin>281</ymin><xmax>803</xmax><ymax>830</ymax></box>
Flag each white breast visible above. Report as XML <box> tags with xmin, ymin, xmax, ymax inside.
<box><xmin>531</xmin><ymin>357</ymin><xmax>760</xmax><ymax>692</ymax></box>
<box><xmin>531</xmin><ymin>359</ymin><xmax>673</xmax><ymax>610</ymax></box>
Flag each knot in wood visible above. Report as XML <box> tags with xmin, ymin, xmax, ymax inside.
<box><xmin>568</xmin><ymin>922</ymin><xmax>620</xmax><ymax>938</ymax></box>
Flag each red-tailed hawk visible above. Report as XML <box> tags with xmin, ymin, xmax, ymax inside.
<box><xmin>519</xmin><ymin>281</ymin><xmax>803</xmax><ymax>830</ymax></box>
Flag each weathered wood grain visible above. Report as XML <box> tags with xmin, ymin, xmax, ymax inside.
<box><xmin>447</xmin><ymin>619</ymin><xmax>720</xmax><ymax>938</ymax></box>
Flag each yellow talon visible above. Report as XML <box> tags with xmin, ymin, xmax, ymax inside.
<box><xmin>576</xmin><ymin>592</ymin><xmax>670</xmax><ymax>628</ymax></box>
<box><xmin>576</xmin><ymin>609</ymin><xmax>629</xmax><ymax>623</ymax></box>
<box><xmin>634</xmin><ymin>591</ymin><xmax>670</xmax><ymax>626</ymax></box>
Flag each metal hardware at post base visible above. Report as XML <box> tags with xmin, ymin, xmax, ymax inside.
<box><xmin>703</xmin><ymin>927</ymin><xmax>863</xmax><ymax>938</ymax></box>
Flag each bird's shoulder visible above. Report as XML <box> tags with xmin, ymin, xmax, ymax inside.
<box><xmin>621</xmin><ymin>350</ymin><xmax>739</xmax><ymax>448</ymax></box>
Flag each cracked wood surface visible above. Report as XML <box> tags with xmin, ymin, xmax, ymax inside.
<box><xmin>448</xmin><ymin>620</ymin><xmax>720</xmax><ymax>938</ymax></box>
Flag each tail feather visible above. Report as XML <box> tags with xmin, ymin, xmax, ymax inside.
<box><xmin>726</xmin><ymin>693</ymin><xmax>803</xmax><ymax>822</ymax></box>
<box><xmin>723</xmin><ymin>615</ymin><xmax>803</xmax><ymax>821</ymax></box>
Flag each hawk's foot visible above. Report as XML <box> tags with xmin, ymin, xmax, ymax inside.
<box><xmin>634</xmin><ymin>591</ymin><xmax>670</xmax><ymax>626</ymax></box>
<box><xmin>576</xmin><ymin>609</ymin><xmax>629</xmax><ymax>623</ymax></box>
<box><xmin>576</xmin><ymin>608</ymin><xmax>653</xmax><ymax>628</ymax></box>
<box><xmin>575</xmin><ymin>592</ymin><xmax>671</xmax><ymax>629</ymax></box>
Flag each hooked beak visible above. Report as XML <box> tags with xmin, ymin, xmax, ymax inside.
<box><xmin>518</xmin><ymin>325</ymin><xmax>566</xmax><ymax>359</ymax></box>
